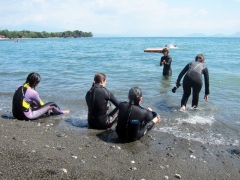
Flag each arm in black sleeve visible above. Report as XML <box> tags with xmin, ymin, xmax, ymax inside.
<box><xmin>109</xmin><ymin>91</ymin><xmax>119</xmax><ymax>107</ymax></box>
<box><xmin>164</xmin><ymin>56</ymin><xmax>172</xmax><ymax>65</ymax></box>
<box><xmin>160</xmin><ymin>57</ymin><xmax>163</xmax><ymax>66</ymax></box>
<box><xmin>177</xmin><ymin>64</ymin><xmax>189</xmax><ymax>84</ymax></box>
<box><xmin>203</xmin><ymin>67</ymin><xmax>210</xmax><ymax>95</ymax></box>
<box><xmin>142</xmin><ymin>109</ymin><xmax>155</xmax><ymax>124</ymax></box>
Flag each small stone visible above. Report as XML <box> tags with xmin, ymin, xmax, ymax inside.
<box><xmin>189</xmin><ymin>148</ymin><xmax>195</xmax><ymax>153</ymax></box>
<box><xmin>22</xmin><ymin>141</ymin><xmax>27</xmax><ymax>146</ymax></box>
<box><xmin>164</xmin><ymin>176</ymin><xmax>169</xmax><ymax>179</ymax></box>
<box><xmin>72</xmin><ymin>156</ymin><xmax>77</xmax><ymax>159</ymax></box>
<box><xmin>44</xmin><ymin>145</ymin><xmax>50</xmax><ymax>148</ymax></box>
<box><xmin>150</xmin><ymin>137</ymin><xmax>156</xmax><ymax>141</ymax></box>
<box><xmin>117</xmin><ymin>146</ymin><xmax>121</xmax><ymax>150</ymax></box>
<box><xmin>37</xmin><ymin>122</ymin><xmax>41</xmax><ymax>126</ymax></box>
<box><xmin>93</xmin><ymin>155</ymin><xmax>97</xmax><ymax>159</ymax></box>
<box><xmin>174</xmin><ymin>174</ymin><xmax>181</xmax><ymax>179</ymax></box>
<box><xmin>57</xmin><ymin>146</ymin><xmax>65</xmax><ymax>150</ymax></box>
<box><xmin>61</xmin><ymin>168</ymin><xmax>67</xmax><ymax>174</ymax></box>
<box><xmin>111</xmin><ymin>145</ymin><xmax>116</xmax><ymax>148</ymax></box>
<box><xmin>160</xmin><ymin>165</ymin><xmax>165</xmax><ymax>170</ymax></box>
<box><xmin>57</xmin><ymin>133</ymin><xmax>65</xmax><ymax>137</ymax></box>
<box><xmin>31</xmin><ymin>150</ymin><xmax>36</xmax><ymax>153</ymax></box>
<box><xmin>130</xmin><ymin>167</ymin><xmax>137</xmax><ymax>170</ymax></box>
<box><xmin>50</xmin><ymin>123</ymin><xmax>53</xmax><ymax>126</ymax></box>
<box><xmin>190</xmin><ymin>155</ymin><xmax>196</xmax><ymax>159</ymax></box>
<box><xmin>131</xmin><ymin>160</ymin><xmax>135</xmax><ymax>164</ymax></box>
<box><xmin>81</xmin><ymin>160</ymin><xmax>85</xmax><ymax>164</ymax></box>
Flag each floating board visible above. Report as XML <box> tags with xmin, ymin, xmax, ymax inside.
<box><xmin>144</xmin><ymin>48</ymin><xmax>164</xmax><ymax>53</ymax></box>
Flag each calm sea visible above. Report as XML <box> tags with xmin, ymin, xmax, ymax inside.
<box><xmin>0</xmin><ymin>37</ymin><xmax>239</xmax><ymax>145</ymax></box>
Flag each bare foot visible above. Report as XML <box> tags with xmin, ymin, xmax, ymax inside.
<box><xmin>152</xmin><ymin>114</ymin><xmax>161</xmax><ymax>123</ymax></box>
<box><xmin>180</xmin><ymin>106</ymin><xmax>186</xmax><ymax>111</ymax></box>
<box><xmin>62</xmin><ymin>110</ymin><xmax>70</xmax><ymax>114</ymax></box>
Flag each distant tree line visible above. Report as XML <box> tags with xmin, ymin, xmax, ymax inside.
<box><xmin>0</xmin><ymin>29</ymin><xmax>93</xmax><ymax>39</ymax></box>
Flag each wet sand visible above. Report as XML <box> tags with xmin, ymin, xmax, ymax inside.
<box><xmin>0</xmin><ymin>114</ymin><xmax>239</xmax><ymax>180</ymax></box>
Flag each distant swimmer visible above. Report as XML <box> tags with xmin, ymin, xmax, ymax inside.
<box><xmin>160</xmin><ymin>48</ymin><xmax>172</xmax><ymax>77</ymax></box>
<box><xmin>12</xmin><ymin>72</ymin><xmax>69</xmax><ymax>120</ymax></box>
<box><xmin>175</xmin><ymin>54</ymin><xmax>210</xmax><ymax>111</ymax></box>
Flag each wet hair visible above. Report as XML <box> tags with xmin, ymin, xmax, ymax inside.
<box><xmin>94</xmin><ymin>73</ymin><xmax>106</xmax><ymax>84</ymax></box>
<box><xmin>128</xmin><ymin>86</ymin><xmax>142</xmax><ymax>105</ymax></box>
<box><xmin>162</xmin><ymin>48</ymin><xmax>169</xmax><ymax>54</ymax></box>
<box><xmin>195</xmin><ymin>54</ymin><xmax>205</xmax><ymax>63</ymax></box>
<box><xmin>25</xmin><ymin>72</ymin><xmax>41</xmax><ymax>88</ymax></box>
<box><xmin>89</xmin><ymin>73</ymin><xmax>106</xmax><ymax>92</ymax></box>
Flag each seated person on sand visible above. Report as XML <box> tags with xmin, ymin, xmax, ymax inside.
<box><xmin>12</xmin><ymin>72</ymin><xmax>69</xmax><ymax>120</ymax></box>
<box><xmin>116</xmin><ymin>87</ymin><xmax>160</xmax><ymax>141</ymax></box>
<box><xmin>85</xmin><ymin>73</ymin><xmax>119</xmax><ymax>129</ymax></box>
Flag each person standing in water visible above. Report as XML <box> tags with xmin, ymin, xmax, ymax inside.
<box><xmin>12</xmin><ymin>72</ymin><xmax>69</xmax><ymax>120</ymax></box>
<box><xmin>85</xmin><ymin>73</ymin><xmax>119</xmax><ymax>129</ymax></box>
<box><xmin>176</xmin><ymin>54</ymin><xmax>210</xmax><ymax>111</ymax></box>
<box><xmin>160</xmin><ymin>48</ymin><xmax>172</xmax><ymax>77</ymax></box>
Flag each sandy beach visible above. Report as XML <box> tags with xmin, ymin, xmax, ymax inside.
<box><xmin>0</xmin><ymin>113</ymin><xmax>239</xmax><ymax>180</ymax></box>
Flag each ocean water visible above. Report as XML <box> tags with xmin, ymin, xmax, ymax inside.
<box><xmin>0</xmin><ymin>37</ymin><xmax>240</xmax><ymax>146</ymax></box>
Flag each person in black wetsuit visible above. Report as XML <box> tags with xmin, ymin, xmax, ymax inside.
<box><xmin>160</xmin><ymin>48</ymin><xmax>172</xmax><ymax>77</ymax></box>
<box><xmin>176</xmin><ymin>54</ymin><xmax>210</xmax><ymax>111</ymax></box>
<box><xmin>85</xmin><ymin>73</ymin><xmax>119</xmax><ymax>129</ymax></box>
<box><xmin>116</xmin><ymin>87</ymin><xmax>160</xmax><ymax>141</ymax></box>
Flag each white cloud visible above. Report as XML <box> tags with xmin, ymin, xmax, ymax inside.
<box><xmin>0</xmin><ymin>0</ymin><xmax>240</xmax><ymax>36</ymax></box>
<box><xmin>198</xmin><ymin>9</ymin><xmax>208</xmax><ymax>15</ymax></box>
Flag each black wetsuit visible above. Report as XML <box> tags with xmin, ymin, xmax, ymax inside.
<box><xmin>177</xmin><ymin>61</ymin><xmax>210</xmax><ymax>107</ymax></box>
<box><xmin>85</xmin><ymin>84</ymin><xmax>119</xmax><ymax>129</ymax></box>
<box><xmin>116</xmin><ymin>102</ymin><xmax>158</xmax><ymax>141</ymax></box>
<box><xmin>160</xmin><ymin>55</ymin><xmax>172</xmax><ymax>77</ymax></box>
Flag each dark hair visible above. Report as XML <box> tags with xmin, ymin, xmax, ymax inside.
<box><xmin>195</xmin><ymin>54</ymin><xmax>205</xmax><ymax>63</ymax></box>
<box><xmin>25</xmin><ymin>72</ymin><xmax>41</xmax><ymax>88</ymax></box>
<box><xmin>94</xmin><ymin>73</ymin><xmax>106</xmax><ymax>84</ymax></box>
<box><xmin>162</xmin><ymin>48</ymin><xmax>169</xmax><ymax>54</ymax></box>
<box><xmin>128</xmin><ymin>86</ymin><xmax>142</xmax><ymax>105</ymax></box>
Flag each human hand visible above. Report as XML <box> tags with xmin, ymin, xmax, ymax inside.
<box><xmin>204</xmin><ymin>95</ymin><xmax>209</xmax><ymax>102</ymax></box>
<box><xmin>147</xmin><ymin>107</ymin><xmax>153</xmax><ymax>111</ymax></box>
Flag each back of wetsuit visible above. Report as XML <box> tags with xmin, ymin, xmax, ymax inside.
<box><xmin>186</xmin><ymin>61</ymin><xmax>206</xmax><ymax>83</ymax></box>
<box><xmin>12</xmin><ymin>86</ymin><xmax>27</xmax><ymax>120</ymax></box>
<box><xmin>116</xmin><ymin>102</ymin><xmax>155</xmax><ymax>140</ymax></box>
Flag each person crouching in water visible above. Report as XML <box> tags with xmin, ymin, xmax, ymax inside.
<box><xmin>176</xmin><ymin>54</ymin><xmax>210</xmax><ymax>111</ymax></box>
<box><xmin>12</xmin><ymin>72</ymin><xmax>69</xmax><ymax>120</ymax></box>
<box><xmin>85</xmin><ymin>73</ymin><xmax>119</xmax><ymax>129</ymax></box>
<box><xmin>116</xmin><ymin>87</ymin><xmax>160</xmax><ymax>141</ymax></box>
<box><xmin>160</xmin><ymin>48</ymin><xmax>172</xmax><ymax>77</ymax></box>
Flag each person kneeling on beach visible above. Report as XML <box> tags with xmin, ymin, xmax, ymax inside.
<box><xmin>85</xmin><ymin>73</ymin><xmax>119</xmax><ymax>129</ymax></box>
<box><xmin>12</xmin><ymin>72</ymin><xmax>69</xmax><ymax>120</ymax></box>
<box><xmin>116</xmin><ymin>87</ymin><xmax>160</xmax><ymax>141</ymax></box>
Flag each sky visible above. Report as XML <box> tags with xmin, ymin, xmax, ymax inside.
<box><xmin>0</xmin><ymin>0</ymin><xmax>240</xmax><ymax>37</ymax></box>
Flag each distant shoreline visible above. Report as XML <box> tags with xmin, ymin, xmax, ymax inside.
<box><xmin>0</xmin><ymin>37</ymin><xmax>92</xmax><ymax>41</ymax></box>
